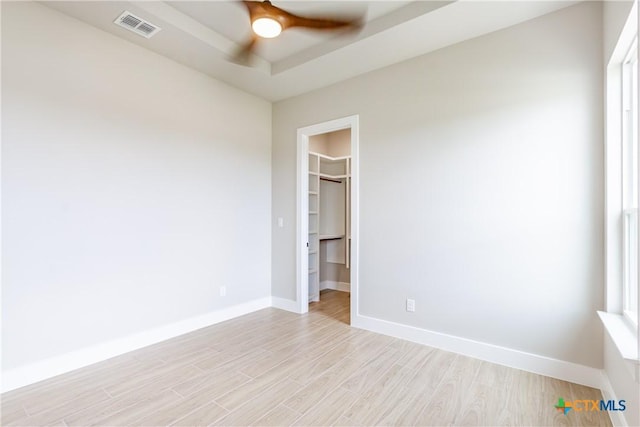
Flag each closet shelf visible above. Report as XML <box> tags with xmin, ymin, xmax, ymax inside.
<box><xmin>309</xmin><ymin>151</ymin><xmax>350</xmax><ymax>161</ymax></box>
<box><xmin>309</xmin><ymin>250</ymin><xmax>318</xmax><ymax>254</ymax></box>
<box><xmin>309</xmin><ymin>211</ymin><xmax>318</xmax><ymax>215</ymax></box>
<box><xmin>312</xmin><ymin>171</ymin><xmax>349</xmax><ymax>179</ymax></box>
<box><xmin>309</xmin><ymin>191</ymin><xmax>318</xmax><ymax>195</ymax></box>
<box><xmin>319</xmin><ymin>173</ymin><xmax>348</xmax><ymax>179</ymax></box>
<box><xmin>319</xmin><ymin>234</ymin><xmax>345</xmax><ymax>241</ymax></box>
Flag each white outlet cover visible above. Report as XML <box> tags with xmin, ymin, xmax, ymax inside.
<box><xmin>220</xmin><ymin>286</ymin><xmax>227</xmax><ymax>297</ymax></box>
<box><xmin>406</xmin><ymin>298</ymin><xmax>415</xmax><ymax>312</ymax></box>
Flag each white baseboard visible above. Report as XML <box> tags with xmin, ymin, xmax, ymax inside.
<box><xmin>600</xmin><ymin>371</ymin><xmax>629</xmax><ymax>427</ymax></box>
<box><xmin>320</xmin><ymin>280</ymin><xmax>350</xmax><ymax>293</ymax></box>
<box><xmin>1</xmin><ymin>297</ymin><xmax>271</xmax><ymax>393</ymax></box>
<box><xmin>270</xmin><ymin>296</ymin><xmax>301</xmax><ymax>313</ymax></box>
<box><xmin>351</xmin><ymin>313</ymin><xmax>603</xmax><ymax>389</ymax></box>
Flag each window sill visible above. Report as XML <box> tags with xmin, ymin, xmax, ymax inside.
<box><xmin>598</xmin><ymin>311</ymin><xmax>640</xmax><ymax>381</ymax></box>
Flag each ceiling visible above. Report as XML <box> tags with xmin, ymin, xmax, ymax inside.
<box><xmin>44</xmin><ymin>1</ymin><xmax>579</xmax><ymax>102</ymax></box>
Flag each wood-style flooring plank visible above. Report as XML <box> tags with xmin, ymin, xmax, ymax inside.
<box><xmin>414</xmin><ymin>354</ymin><xmax>483</xmax><ymax>426</ymax></box>
<box><xmin>171</xmin><ymin>365</ymin><xmax>252</xmax><ymax>398</ymax></box>
<box><xmin>292</xmin><ymin>386</ymin><xmax>358</xmax><ymax>426</ymax></box>
<box><xmin>252</xmin><ymin>404</ymin><xmax>301</xmax><ymax>426</ymax></box>
<box><xmin>169</xmin><ymin>401</ymin><xmax>228</xmax><ymax>427</ymax></box>
<box><xmin>343</xmin><ymin>363</ymin><xmax>416</xmax><ymax>425</ymax></box>
<box><xmin>339</xmin><ymin>345</ymin><xmax>400</xmax><ymax>394</ymax></box>
<box><xmin>103</xmin><ymin>362</ymin><xmax>202</xmax><ymax>398</ymax></box>
<box><xmin>86</xmin><ymin>389</ymin><xmax>180</xmax><ymax>426</ymax></box>
<box><xmin>6</xmin><ymin>388</ymin><xmax>110</xmax><ymax>427</ymax></box>
<box><xmin>211</xmin><ymin>379</ymin><xmax>301</xmax><ymax>426</ymax></box>
<box><xmin>453</xmin><ymin>362</ymin><xmax>516</xmax><ymax>426</ymax></box>
<box><xmin>64</xmin><ymin>389</ymin><xmax>167</xmax><ymax>426</ymax></box>
<box><xmin>0</xmin><ymin>402</ymin><xmax>28</xmax><ymax>425</ymax></box>
<box><xmin>130</xmin><ymin>389</ymin><xmax>223</xmax><ymax>427</ymax></box>
<box><xmin>283</xmin><ymin>356</ymin><xmax>364</xmax><ymax>414</ymax></box>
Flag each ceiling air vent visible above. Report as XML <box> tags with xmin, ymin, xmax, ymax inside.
<box><xmin>114</xmin><ymin>11</ymin><xmax>161</xmax><ymax>39</ymax></box>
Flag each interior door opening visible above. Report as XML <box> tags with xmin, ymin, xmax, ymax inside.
<box><xmin>296</xmin><ymin>115</ymin><xmax>359</xmax><ymax>325</ymax></box>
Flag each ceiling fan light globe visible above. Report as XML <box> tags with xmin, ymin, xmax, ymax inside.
<box><xmin>252</xmin><ymin>17</ymin><xmax>282</xmax><ymax>38</ymax></box>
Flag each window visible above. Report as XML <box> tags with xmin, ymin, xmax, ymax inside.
<box><xmin>622</xmin><ymin>37</ymin><xmax>638</xmax><ymax>328</ymax></box>
<box><xmin>603</xmin><ymin>1</ymin><xmax>639</xmax><ymax>365</ymax></box>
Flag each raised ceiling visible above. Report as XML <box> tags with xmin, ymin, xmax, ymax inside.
<box><xmin>44</xmin><ymin>1</ymin><xmax>578</xmax><ymax>101</ymax></box>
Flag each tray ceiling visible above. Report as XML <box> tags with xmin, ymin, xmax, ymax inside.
<box><xmin>43</xmin><ymin>1</ymin><xmax>578</xmax><ymax>101</ymax></box>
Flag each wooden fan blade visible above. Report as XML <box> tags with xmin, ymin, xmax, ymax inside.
<box><xmin>241</xmin><ymin>0</ymin><xmax>265</xmax><ymax>18</ymax></box>
<box><xmin>229</xmin><ymin>36</ymin><xmax>259</xmax><ymax>66</ymax></box>
<box><xmin>242</xmin><ymin>1</ymin><xmax>362</xmax><ymax>33</ymax></box>
<box><xmin>279</xmin><ymin>8</ymin><xmax>362</xmax><ymax>32</ymax></box>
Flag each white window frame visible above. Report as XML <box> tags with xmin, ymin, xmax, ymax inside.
<box><xmin>623</xmin><ymin>208</ymin><xmax>638</xmax><ymax>328</ymax></box>
<box><xmin>602</xmin><ymin>0</ymin><xmax>639</xmax><ymax>379</ymax></box>
<box><xmin>622</xmin><ymin>37</ymin><xmax>639</xmax><ymax>329</ymax></box>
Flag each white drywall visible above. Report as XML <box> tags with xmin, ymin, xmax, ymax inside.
<box><xmin>272</xmin><ymin>2</ymin><xmax>604</xmax><ymax>368</ymax></box>
<box><xmin>2</xmin><ymin>2</ymin><xmax>271</xmax><ymax>376</ymax></box>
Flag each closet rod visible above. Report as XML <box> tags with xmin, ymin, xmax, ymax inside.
<box><xmin>320</xmin><ymin>177</ymin><xmax>342</xmax><ymax>183</ymax></box>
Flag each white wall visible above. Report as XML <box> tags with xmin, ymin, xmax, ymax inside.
<box><xmin>2</xmin><ymin>2</ymin><xmax>271</xmax><ymax>375</ymax></box>
<box><xmin>273</xmin><ymin>2</ymin><xmax>604</xmax><ymax>368</ymax></box>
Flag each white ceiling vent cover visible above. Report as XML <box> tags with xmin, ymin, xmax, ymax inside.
<box><xmin>114</xmin><ymin>11</ymin><xmax>161</xmax><ymax>39</ymax></box>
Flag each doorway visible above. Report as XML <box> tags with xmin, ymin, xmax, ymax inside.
<box><xmin>296</xmin><ymin>115</ymin><xmax>359</xmax><ymax>325</ymax></box>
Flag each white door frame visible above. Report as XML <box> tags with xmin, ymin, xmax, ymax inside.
<box><xmin>296</xmin><ymin>115</ymin><xmax>359</xmax><ymax>321</ymax></box>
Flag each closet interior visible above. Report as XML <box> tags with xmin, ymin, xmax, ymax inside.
<box><xmin>308</xmin><ymin>129</ymin><xmax>351</xmax><ymax>304</ymax></box>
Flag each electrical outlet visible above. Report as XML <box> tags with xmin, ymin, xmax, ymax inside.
<box><xmin>220</xmin><ymin>286</ymin><xmax>226</xmax><ymax>297</ymax></box>
<box><xmin>278</xmin><ymin>217</ymin><xmax>284</xmax><ymax>228</ymax></box>
<box><xmin>406</xmin><ymin>298</ymin><xmax>415</xmax><ymax>312</ymax></box>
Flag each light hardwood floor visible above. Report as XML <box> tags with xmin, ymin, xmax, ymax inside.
<box><xmin>2</xmin><ymin>290</ymin><xmax>611</xmax><ymax>426</ymax></box>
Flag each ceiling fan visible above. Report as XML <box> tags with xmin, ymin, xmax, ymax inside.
<box><xmin>232</xmin><ymin>0</ymin><xmax>363</xmax><ymax>65</ymax></box>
